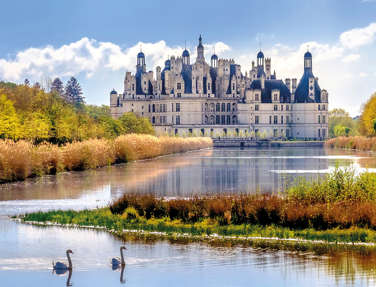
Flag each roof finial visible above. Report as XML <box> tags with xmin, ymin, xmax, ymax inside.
<box><xmin>185</xmin><ymin>40</ymin><xmax>186</xmax><ymax>50</ymax></box>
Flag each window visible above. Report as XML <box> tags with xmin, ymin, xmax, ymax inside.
<box><xmin>269</xmin><ymin>115</ymin><xmax>272</xmax><ymax>124</ymax></box>
<box><xmin>274</xmin><ymin>105</ymin><xmax>278</xmax><ymax>111</ymax></box>
<box><xmin>274</xmin><ymin>115</ymin><xmax>278</xmax><ymax>124</ymax></box>
<box><xmin>255</xmin><ymin>116</ymin><xmax>259</xmax><ymax>124</ymax></box>
<box><xmin>281</xmin><ymin>116</ymin><xmax>284</xmax><ymax>124</ymax></box>
<box><xmin>273</xmin><ymin>129</ymin><xmax>278</xmax><ymax>137</ymax></box>
<box><xmin>232</xmin><ymin>115</ymin><xmax>237</xmax><ymax>124</ymax></box>
<box><xmin>152</xmin><ymin>116</ymin><xmax>155</xmax><ymax>124</ymax></box>
<box><xmin>274</xmin><ymin>94</ymin><xmax>278</xmax><ymax>101</ymax></box>
<box><xmin>227</xmin><ymin>103</ymin><xmax>231</xmax><ymax>112</ymax></box>
<box><xmin>172</xmin><ymin>103</ymin><xmax>174</xmax><ymax>112</ymax></box>
<box><xmin>322</xmin><ymin>105</ymin><xmax>326</xmax><ymax>111</ymax></box>
<box><xmin>232</xmin><ymin>83</ymin><xmax>235</xmax><ymax>90</ymax></box>
<box><xmin>281</xmin><ymin>105</ymin><xmax>283</xmax><ymax>111</ymax></box>
<box><xmin>176</xmin><ymin>103</ymin><xmax>181</xmax><ymax>112</ymax></box>
<box><xmin>318</xmin><ymin>129</ymin><xmax>321</xmax><ymax>138</ymax></box>
<box><xmin>318</xmin><ymin>115</ymin><xmax>321</xmax><ymax>124</ymax></box>
<box><xmin>226</xmin><ymin>115</ymin><xmax>231</xmax><ymax>124</ymax></box>
<box><xmin>216</xmin><ymin>115</ymin><xmax>220</xmax><ymax>124</ymax></box>
<box><xmin>322</xmin><ymin>115</ymin><xmax>326</xmax><ymax>124</ymax></box>
<box><xmin>152</xmin><ymin>104</ymin><xmax>155</xmax><ymax>113</ymax></box>
<box><xmin>287</xmin><ymin>115</ymin><xmax>290</xmax><ymax>123</ymax></box>
<box><xmin>148</xmin><ymin>104</ymin><xmax>151</xmax><ymax>113</ymax></box>
<box><xmin>208</xmin><ymin>83</ymin><xmax>210</xmax><ymax>90</ymax></box>
<box><xmin>176</xmin><ymin>115</ymin><xmax>180</xmax><ymax>125</ymax></box>
<box><xmin>255</xmin><ymin>104</ymin><xmax>259</xmax><ymax>111</ymax></box>
<box><xmin>189</xmin><ymin>128</ymin><xmax>193</xmax><ymax>134</ymax></box>
<box><xmin>221</xmin><ymin>115</ymin><xmax>225</xmax><ymax>124</ymax></box>
<box><xmin>177</xmin><ymin>83</ymin><xmax>181</xmax><ymax>90</ymax></box>
<box><xmin>322</xmin><ymin>129</ymin><xmax>326</xmax><ymax>137</ymax></box>
<box><xmin>216</xmin><ymin>103</ymin><xmax>220</xmax><ymax>112</ymax></box>
<box><xmin>177</xmin><ymin>93</ymin><xmax>181</xmax><ymax>98</ymax></box>
<box><xmin>222</xmin><ymin>103</ymin><xmax>226</xmax><ymax>112</ymax></box>
<box><xmin>318</xmin><ymin>105</ymin><xmax>321</xmax><ymax>111</ymax></box>
<box><xmin>286</xmin><ymin>105</ymin><xmax>289</xmax><ymax>111</ymax></box>
<box><xmin>255</xmin><ymin>94</ymin><xmax>259</xmax><ymax>101</ymax></box>
<box><xmin>132</xmin><ymin>84</ymin><xmax>135</xmax><ymax>91</ymax></box>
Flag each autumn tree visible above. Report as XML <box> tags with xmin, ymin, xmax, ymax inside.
<box><xmin>359</xmin><ymin>92</ymin><xmax>376</xmax><ymax>136</ymax></box>
<box><xmin>0</xmin><ymin>94</ymin><xmax>21</xmax><ymax>139</ymax></box>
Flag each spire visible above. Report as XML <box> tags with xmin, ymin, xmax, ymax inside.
<box><xmin>196</xmin><ymin>34</ymin><xmax>205</xmax><ymax>62</ymax></box>
<box><xmin>199</xmin><ymin>34</ymin><xmax>202</xmax><ymax>46</ymax></box>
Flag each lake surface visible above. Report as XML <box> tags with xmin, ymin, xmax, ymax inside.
<box><xmin>1</xmin><ymin>147</ymin><xmax>376</xmax><ymax>286</ymax></box>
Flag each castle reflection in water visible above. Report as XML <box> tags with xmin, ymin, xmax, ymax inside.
<box><xmin>109</xmin><ymin>148</ymin><xmax>331</xmax><ymax>197</ymax></box>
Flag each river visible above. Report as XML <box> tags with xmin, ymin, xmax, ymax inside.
<box><xmin>1</xmin><ymin>147</ymin><xmax>376</xmax><ymax>286</ymax></box>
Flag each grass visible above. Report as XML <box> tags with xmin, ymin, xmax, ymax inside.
<box><xmin>326</xmin><ymin>136</ymin><xmax>376</xmax><ymax>152</ymax></box>
<box><xmin>0</xmin><ymin>135</ymin><xmax>212</xmax><ymax>183</ymax></box>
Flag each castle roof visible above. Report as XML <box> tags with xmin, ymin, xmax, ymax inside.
<box><xmin>304</xmin><ymin>51</ymin><xmax>312</xmax><ymax>58</ymax></box>
<box><xmin>294</xmin><ymin>70</ymin><xmax>321</xmax><ymax>103</ymax></box>
<box><xmin>182</xmin><ymin>49</ymin><xmax>190</xmax><ymax>57</ymax></box>
<box><xmin>257</xmin><ymin>51</ymin><xmax>264</xmax><ymax>58</ymax></box>
<box><xmin>211</xmin><ymin>54</ymin><xmax>218</xmax><ymax>60</ymax></box>
<box><xmin>137</xmin><ymin>51</ymin><xmax>145</xmax><ymax>58</ymax></box>
<box><xmin>250</xmin><ymin>79</ymin><xmax>291</xmax><ymax>103</ymax></box>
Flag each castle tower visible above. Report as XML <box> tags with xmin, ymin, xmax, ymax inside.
<box><xmin>136</xmin><ymin>51</ymin><xmax>146</xmax><ymax>73</ymax></box>
<box><xmin>182</xmin><ymin>48</ymin><xmax>190</xmax><ymax>65</ymax></box>
<box><xmin>257</xmin><ymin>50</ymin><xmax>264</xmax><ymax>67</ymax></box>
<box><xmin>196</xmin><ymin>35</ymin><xmax>205</xmax><ymax>62</ymax></box>
<box><xmin>211</xmin><ymin>53</ymin><xmax>218</xmax><ymax>68</ymax></box>
<box><xmin>304</xmin><ymin>50</ymin><xmax>312</xmax><ymax>72</ymax></box>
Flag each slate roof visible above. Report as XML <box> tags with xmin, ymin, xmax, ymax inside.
<box><xmin>249</xmin><ymin>79</ymin><xmax>291</xmax><ymax>103</ymax></box>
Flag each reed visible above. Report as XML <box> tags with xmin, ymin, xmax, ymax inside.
<box><xmin>108</xmin><ymin>169</ymin><xmax>376</xmax><ymax>230</ymax></box>
<box><xmin>326</xmin><ymin>136</ymin><xmax>376</xmax><ymax>151</ymax></box>
<box><xmin>0</xmin><ymin>135</ymin><xmax>212</xmax><ymax>183</ymax></box>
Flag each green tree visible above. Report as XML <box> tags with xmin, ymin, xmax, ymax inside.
<box><xmin>329</xmin><ymin>108</ymin><xmax>358</xmax><ymax>138</ymax></box>
<box><xmin>119</xmin><ymin>113</ymin><xmax>154</xmax><ymax>135</ymax></box>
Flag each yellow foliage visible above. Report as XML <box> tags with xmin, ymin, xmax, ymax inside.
<box><xmin>359</xmin><ymin>92</ymin><xmax>376</xmax><ymax>136</ymax></box>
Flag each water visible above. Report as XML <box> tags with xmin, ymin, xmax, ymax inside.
<box><xmin>1</xmin><ymin>147</ymin><xmax>376</xmax><ymax>286</ymax></box>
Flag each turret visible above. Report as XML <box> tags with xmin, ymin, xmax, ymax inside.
<box><xmin>257</xmin><ymin>50</ymin><xmax>264</xmax><ymax>67</ymax></box>
<box><xmin>196</xmin><ymin>35</ymin><xmax>205</xmax><ymax>62</ymax></box>
<box><xmin>211</xmin><ymin>54</ymin><xmax>218</xmax><ymax>68</ymax></box>
<box><xmin>182</xmin><ymin>49</ymin><xmax>190</xmax><ymax>65</ymax></box>
<box><xmin>110</xmin><ymin>89</ymin><xmax>118</xmax><ymax>107</ymax></box>
<box><xmin>304</xmin><ymin>51</ymin><xmax>312</xmax><ymax>72</ymax></box>
<box><xmin>137</xmin><ymin>51</ymin><xmax>146</xmax><ymax>73</ymax></box>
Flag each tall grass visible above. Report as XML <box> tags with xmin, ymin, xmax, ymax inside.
<box><xmin>109</xmin><ymin>169</ymin><xmax>376</xmax><ymax>230</ymax></box>
<box><xmin>0</xmin><ymin>135</ymin><xmax>212</xmax><ymax>183</ymax></box>
<box><xmin>326</xmin><ymin>136</ymin><xmax>376</xmax><ymax>152</ymax></box>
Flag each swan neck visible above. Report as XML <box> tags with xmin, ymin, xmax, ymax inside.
<box><xmin>66</xmin><ymin>252</ymin><xmax>72</xmax><ymax>269</ymax></box>
<box><xmin>120</xmin><ymin>248</ymin><xmax>125</xmax><ymax>265</ymax></box>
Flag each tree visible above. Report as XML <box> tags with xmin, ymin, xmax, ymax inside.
<box><xmin>24</xmin><ymin>79</ymin><xmax>30</xmax><ymax>86</ymax></box>
<box><xmin>0</xmin><ymin>94</ymin><xmax>21</xmax><ymax>139</ymax></box>
<box><xmin>33</xmin><ymin>82</ymin><xmax>41</xmax><ymax>90</ymax></box>
<box><xmin>65</xmin><ymin>77</ymin><xmax>84</xmax><ymax>104</ymax></box>
<box><xmin>328</xmin><ymin>108</ymin><xmax>358</xmax><ymax>138</ymax></box>
<box><xmin>51</xmin><ymin>78</ymin><xmax>64</xmax><ymax>96</ymax></box>
<box><xmin>359</xmin><ymin>92</ymin><xmax>376</xmax><ymax>136</ymax></box>
<box><xmin>119</xmin><ymin>113</ymin><xmax>154</xmax><ymax>135</ymax></box>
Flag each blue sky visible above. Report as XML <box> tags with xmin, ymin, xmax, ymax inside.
<box><xmin>0</xmin><ymin>0</ymin><xmax>375</xmax><ymax>115</ymax></box>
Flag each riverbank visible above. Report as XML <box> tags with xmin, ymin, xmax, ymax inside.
<box><xmin>0</xmin><ymin>135</ymin><xmax>212</xmax><ymax>183</ymax></box>
<box><xmin>213</xmin><ymin>138</ymin><xmax>324</xmax><ymax>148</ymax></box>
<box><xmin>326</xmin><ymin>136</ymin><xmax>376</xmax><ymax>152</ymax></box>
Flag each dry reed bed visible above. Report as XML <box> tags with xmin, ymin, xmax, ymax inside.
<box><xmin>0</xmin><ymin>135</ymin><xmax>212</xmax><ymax>183</ymax></box>
<box><xmin>326</xmin><ymin>136</ymin><xmax>376</xmax><ymax>151</ymax></box>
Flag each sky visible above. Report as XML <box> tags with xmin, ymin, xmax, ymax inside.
<box><xmin>0</xmin><ymin>0</ymin><xmax>375</xmax><ymax>116</ymax></box>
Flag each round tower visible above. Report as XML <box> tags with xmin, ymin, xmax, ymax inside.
<box><xmin>211</xmin><ymin>54</ymin><xmax>218</xmax><ymax>68</ymax></box>
<box><xmin>182</xmin><ymin>49</ymin><xmax>190</xmax><ymax>65</ymax></box>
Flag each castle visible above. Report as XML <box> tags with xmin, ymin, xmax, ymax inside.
<box><xmin>110</xmin><ymin>36</ymin><xmax>328</xmax><ymax>139</ymax></box>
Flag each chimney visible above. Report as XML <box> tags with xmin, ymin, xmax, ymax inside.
<box><xmin>292</xmin><ymin>78</ymin><xmax>297</xmax><ymax>93</ymax></box>
<box><xmin>285</xmin><ymin>78</ymin><xmax>291</xmax><ymax>92</ymax></box>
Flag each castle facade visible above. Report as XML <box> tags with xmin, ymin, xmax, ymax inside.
<box><xmin>110</xmin><ymin>36</ymin><xmax>328</xmax><ymax>139</ymax></box>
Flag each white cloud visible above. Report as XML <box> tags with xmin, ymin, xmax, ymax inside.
<box><xmin>340</xmin><ymin>22</ymin><xmax>376</xmax><ymax>49</ymax></box>
<box><xmin>0</xmin><ymin>38</ymin><xmax>230</xmax><ymax>83</ymax></box>
<box><xmin>342</xmin><ymin>53</ymin><xmax>361</xmax><ymax>63</ymax></box>
<box><xmin>359</xmin><ymin>72</ymin><xmax>368</xmax><ymax>78</ymax></box>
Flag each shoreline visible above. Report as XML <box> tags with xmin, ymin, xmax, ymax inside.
<box><xmin>17</xmin><ymin>218</ymin><xmax>376</xmax><ymax>254</ymax></box>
